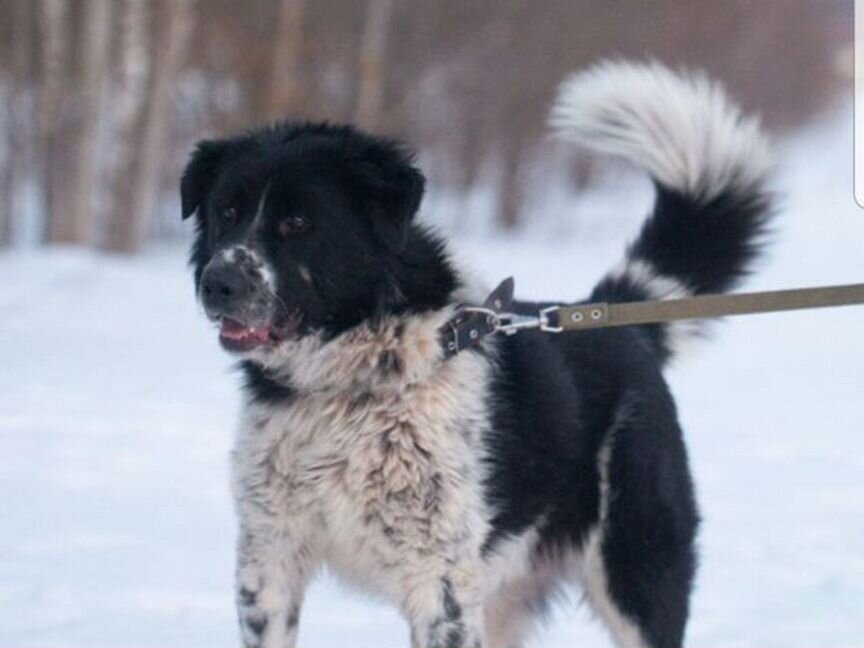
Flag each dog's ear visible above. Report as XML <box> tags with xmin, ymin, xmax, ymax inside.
<box><xmin>180</xmin><ymin>139</ymin><xmax>233</xmax><ymax>220</ymax></box>
<box><xmin>350</xmin><ymin>138</ymin><xmax>426</xmax><ymax>251</ymax></box>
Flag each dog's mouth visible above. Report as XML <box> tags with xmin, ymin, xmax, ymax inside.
<box><xmin>216</xmin><ymin>314</ymin><xmax>300</xmax><ymax>353</ymax></box>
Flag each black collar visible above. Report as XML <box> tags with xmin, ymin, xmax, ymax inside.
<box><xmin>439</xmin><ymin>278</ymin><xmax>515</xmax><ymax>359</ymax></box>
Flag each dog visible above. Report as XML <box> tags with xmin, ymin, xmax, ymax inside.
<box><xmin>181</xmin><ymin>60</ymin><xmax>771</xmax><ymax>648</ymax></box>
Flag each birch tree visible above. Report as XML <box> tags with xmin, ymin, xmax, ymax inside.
<box><xmin>262</xmin><ymin>0</ymin><xmax>306</xmax><ymax>121</ymax></box>
<box><xmin>1</xmin><ymin>0</ymin><xmax>33</xmax><ymax>246</ymax></box>
<box><xmin>115</xmin><ymin>0</ymin><xmax>195</xmax><ymax>253</ymax></box>
<box><xmin>38</xmin><ymin>0</ymin><xmax>70</xmax><ymax>243</ymax></box>
<box><xmin>62</xmin><ymin>0</ymin><xmax>112</xmax><ymax>245</ymax></box>
<box><xmin>104</xmin><ymin>0</ymin><xmax>150</xmax><ymax>251</ymax></box>
<box><xmin>354</xmin><ymin>0</ymin><xmax>394</xmax><ymax>130</ymax></box>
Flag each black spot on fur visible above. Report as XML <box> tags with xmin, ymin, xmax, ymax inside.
<box><xmin>238</xmin><ymin>587</ymin><xmax>257</xmax><ymax>606</ymax></box>
<box><xmin>441</xmin><ymin>577</ymin><xmax>462</xmax><ymax>621</ymax></box>
<box><xmin>411</xmin><ymin>438</ymin><xmax>432</xmax><ymax>461</ymax></box>
<box><xmin>286</xmin><ymin>604</ymin><xmax>300</xmax><ymax>629</ymax></box>
<box><xmin>379</xmin><ymin>432</ymin><xmax>395</xmax><ymax>455</ymax></box>
<box><xmin>378</xmin><ymin>349</ymin><xmax>404</xmax><ymax>375</ymax></box>
<box><xmin>444</xmin><ymin>626</ymin><xmax>465</xmax><ymax>648</ymax></box>
<box><xmin>245</xmin><ymin>616</ymin><xmax>267</xmax><ymax>637</ymax></box>
<box><xmin>427</xmin><ymin>616</ymin><xmax>466</xmax><ymax>648</ymax></box>
<box><xmin>346</xmin><ymin>391</ymin><xmax>373</xmax><ymax>416</ymax></box>
<box><xmin>424</xmin><ymin>473</ymin><xmax>443</xmax><ymax>511</ymax></box>
<box><xmin>240</xmin><ymin>361</ymin><xmax>295</xmax><ymax>404</ymax></box>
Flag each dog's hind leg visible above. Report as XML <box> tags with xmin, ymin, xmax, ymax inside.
<box><xmin>483</xmin><ymin>572</ymin><xmax>557</xmax><ymax>648</ymax></box>
<box><xmin>579</xmin><ymin>397</ymin><xmax>699</xmax><ymax>648</ymax></box>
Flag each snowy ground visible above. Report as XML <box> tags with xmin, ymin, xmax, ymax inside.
<box><xmin>1</xmin><ymin>108</ymin><xmax>863</xmax><ymax>648</ymax></box>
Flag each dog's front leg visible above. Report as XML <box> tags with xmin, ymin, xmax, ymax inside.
<box><xmin>235</xmin><ymin>526</ymin><xmax>315</xmax><ymax>648</ymax></box>
<box><xmin>404</xmin><ymin>569</ymin><xmax>485</xmax><ymax>648</ymax></box>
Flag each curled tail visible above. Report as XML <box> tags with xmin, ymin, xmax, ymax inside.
<box><xmin>551</xmin><ymin>60</ymin><xmax>773</xmax><ymax>362</ymax></box>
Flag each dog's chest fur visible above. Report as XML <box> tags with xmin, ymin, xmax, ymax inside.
<box><xmin>232</xmin><ymin>315</ymin><xmax>494</xmax><ymax>599</ymax></box>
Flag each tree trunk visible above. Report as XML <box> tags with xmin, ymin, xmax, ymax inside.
<box><xmin>354</xmin><ymin>0</ymin><xmax>394</xmax><ymax>130</ymax></box>
<box><xmin>262</xmin><ymin>0</ymin><xmax>306</xmax><ymax>121</ymax></box>
<box><xmin>113</xmin><ymin>0</ymin><xmax>194</xmax><ymax>253</ymax></box>
<box><xmin>38</xmin><ymin>0</ymin><xmax>70</xmax><ymax>244</ymax></box>
<box><xmin>0</xmin><ymin>103</ymin><xmax>11</xmax><ymax>244</ymax></box>
<box><xmin>0</xmin><ymin>97</ymin><xmax>15</xmax><ymax>245</ymax></box>
<box><xmin>57</xmin><ymin>0</ymin><xmax>112</xmax><ymax>246</ymax></box>
<box><xmin>104</xmin><ymin>0</ymin><xmax>151</xmax><ymax>251</ymax></box>
<box><xmin>497</xmin><ymin>138</ymin><xmax>527</xmax><ymax>231</ymax></box>
<box><xmin>1</xmin><ymin>0</ymin><xmax>34</xmax><ymax>247</ymax></box>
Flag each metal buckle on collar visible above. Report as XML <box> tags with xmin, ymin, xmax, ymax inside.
<box><xmin>458</xmin><ymin>306</ymin><xmax>502</xmax><ymax>330</ymax></box>
<box><xmin>539</xmin><ymin>306</ymin><xmax>564</xmax><ymax>333</ymax></box>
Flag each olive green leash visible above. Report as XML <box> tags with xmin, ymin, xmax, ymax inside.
<box><xmin>440</xmin><ymin>280</ymin><xmax>864</xmax><ymax>357</ymax></box>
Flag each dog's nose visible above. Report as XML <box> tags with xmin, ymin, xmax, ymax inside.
<box><xmin>201</xmin><ymin>263</ymin><xmax>257</xmax><ymax>312</ymax></box>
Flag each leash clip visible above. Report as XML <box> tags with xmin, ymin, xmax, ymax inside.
<box><xmin>497</xmin><ymin>313</ymin><xmax>540</xmax><ymax>335</ymax></box>
<box><xmin>478</xmin><ymin>306</ymin><xmax>564</xmax><ymax>335</ymax></box>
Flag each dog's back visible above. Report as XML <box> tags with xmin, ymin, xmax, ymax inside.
<box><xmin>479</xmin><ymin>61</ymin><xmax>773</xmax><ymax>648</ymax></box>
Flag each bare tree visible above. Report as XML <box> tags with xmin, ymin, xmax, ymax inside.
<box><xmin>354</xmin><ymin>0</ymin><xmax>394</xmax><ymax>130</ymax></box>
<box><xmin>496</xmin><ymin>135</ymin><xmax>530</xmax><ymax>231</ymax></box>
<box><xmin>1</xmin><ymin>0</ymin><xmax>33</xmax><ymax>246</ymax></box>
<box><xmin>0</xmin><ymin>0</ymin><xmax>848</xmax><ymax>249</ymax></box>
<box><xmin>104</xmin><ymin>0</ymin><xmax>151</xmax><ymax>251</ymax></box>
<box><xmin>113</xmin><ymin>0</ymin><xmax>195</xmax><ymax>253</ymax></box>
<box><xmin>262</xmin><ymin>0</ymin><xmax>306</xmax><ymax>121</ymax></box>
<box><xmin>60</xmin><ymin>0</ymin><xmax>112</xmax><ymax>245</ymax></box>
<box><xmin>38</xmin><ymin>0</ymin><xmax>70</xmax><ymax>243</ymax></box>
<box><xmin>0</xmin><ymin>109</ymin><xmax>12</xmax><ymax>245</ymax></box>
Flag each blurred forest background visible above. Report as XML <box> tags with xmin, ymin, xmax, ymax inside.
<box><xmin>0</xmin><ymin>0</ymin><xmax>853</xmax><ymax>253</ymax></box>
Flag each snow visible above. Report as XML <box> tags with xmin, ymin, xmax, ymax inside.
<box><xmin>1</xmin><ymin>107</ymin><xmax>863</xmax><ymax>648</ymax></box>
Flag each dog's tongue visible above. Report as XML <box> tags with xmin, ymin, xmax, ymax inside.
<box><xmin>220</xmin><ymin>318</ymin><xmax>270</xmax><ymax>343</ymax></box>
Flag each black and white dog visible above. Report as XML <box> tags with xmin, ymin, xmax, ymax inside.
<box><xmin>181</xmin><ymin>61</ymin><xmax>771</xmax><ymax>648</ymax></box>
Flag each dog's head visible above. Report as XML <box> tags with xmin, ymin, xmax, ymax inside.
<box><xmin>182</xmin><ymin>122</ymin><xmax>458</xmax><ymax>355</ymax></box>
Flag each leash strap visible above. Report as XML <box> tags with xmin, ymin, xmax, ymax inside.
<box><xmin>549</xmin><ymin>283</ymin><xmax>864</xmax><ymax>331</ymax></box>
<box><xmin>439</xmin><ymin>280</ymin><xmax>864</xmax><ymax>358</ymax></box>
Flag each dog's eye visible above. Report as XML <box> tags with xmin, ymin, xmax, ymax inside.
<box><xmin>278</xmin><ymin>215</ymin><xmax>311</xmax><ymax>237</ymax></box>
<box><xmin>220</xmin><ymin>207</ymin><xmax>238</xmax><ymax>227</ymax></box>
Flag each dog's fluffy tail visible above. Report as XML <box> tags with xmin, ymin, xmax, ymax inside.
<box><xmin>551</xmin><ymin>60</ymin><xmax>773</xmax><ymax>362</ymax></box>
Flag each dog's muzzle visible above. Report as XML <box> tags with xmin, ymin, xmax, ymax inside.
<box><xmin>199</xmin><ymin>247</ymin><xmax>294</xmax><ymax>352</ymax></box>
<box><xmin>200</xmin><ymin>260</ymin><xmax>265</xmax><ymax>318</ymax></box>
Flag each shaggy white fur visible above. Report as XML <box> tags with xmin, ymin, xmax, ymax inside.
<box><xmin>233</xmin><ymin>309</ymin><xmax>497</xmax><ymax>648</ymax></box>
<box><xmin>551</xmin><ymin>59</ymin><xmax>771</xmax><ymax>200</ymax></box>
